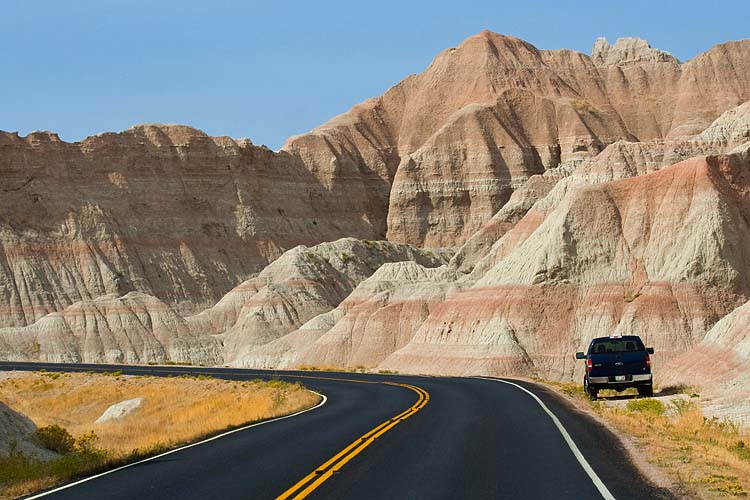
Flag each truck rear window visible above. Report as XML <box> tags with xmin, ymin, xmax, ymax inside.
<box><xmin>590</xmin><ymin>338</ymin><xmax>645</xmax><ymax>354</ymax></box>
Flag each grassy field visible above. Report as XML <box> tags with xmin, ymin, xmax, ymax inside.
<box><xmin>0</xmin><ymin>370</ymin><xmax>319</xmax><ymax>498</ymax></box>
<box><xmin>541</xmin><ymin>380</ymin><xmax>750</xmax><ymax>499</ymax></box>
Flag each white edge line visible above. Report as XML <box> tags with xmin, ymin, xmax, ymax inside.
<box><xmin>476</xmin><ymin>377</ymin><xmax>616</xmax><ymax>500</ymax></box>
<box><xmin>24</xmin><ymin>391</ymin><xmax>328</xmax><ymax>499</ymax></box>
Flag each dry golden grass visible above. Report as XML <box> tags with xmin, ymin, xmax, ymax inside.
<box><xmin>0</xmin><ymin>371</ymin><xmax>319</xmax><ymax>498</ymax></box>
<box><xmin>1</xmin><ymin>477</ymin><xmax>57</xmax><ymax>499</ymax></box>
<box><xmin>0</xmin><ymin>371</ymin><xmax>318</xmax><ymax>454</ymax></box>
<box><xmin>541</xmin><ymin>380</ymin><xmax>750</xmax><ymax>499</ymax></box>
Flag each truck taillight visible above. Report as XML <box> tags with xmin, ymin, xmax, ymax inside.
<box><xmin>586</xmin><ymin>358</ymin><xmax>592</xmax><ymax>372</ymax></box>
<box><xmin>645</xmin><ymin>353</ymin><xmax>651</xmax><ymax>368</ymax></box>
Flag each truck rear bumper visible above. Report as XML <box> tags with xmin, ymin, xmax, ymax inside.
<box><xmin>588</xmin><ymin>374</ymin><xmax>652</xmax><ymax>384</ymax></box>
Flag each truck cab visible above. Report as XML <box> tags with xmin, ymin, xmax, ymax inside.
<box><xmin>576</xmin><ymin>335</ymin><xmax>654</xmax><ymax>399</ymax></box>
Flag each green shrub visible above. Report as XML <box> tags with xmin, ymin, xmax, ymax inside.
<box><xmin>34</xmin><ymin>425</ymin><xmax>75</xmax><ymax>454</ymax></box>
<box><xmin>267</xmin><ymin>379</ymin><xmax>291</xmax><ymax>389</ymax></box>
<box><xmin>731</xmin><ymin>440</ymin><xmax>750</xmax><ymax>461</ymax></box>
<box><xmin>74</xmin><ymin>431</ymin><xmax>107</xmax><ymax>461</ymax></box>
<box><xmin>0</xmin><ymin>432</ymin><xmax>109</xmax><ymax>493</ymax></box>
<box><xmin>626</xmin><ymin>398</ymin><xmax>665</xmax><ymax>416</ymax></box>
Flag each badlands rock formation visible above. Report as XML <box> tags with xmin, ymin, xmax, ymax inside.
<box><xmin>189</xmin><ymin>238</ymin><xmax>449</xmax><ymax>364</ymax></box>
<box><xmin>2</xmin><ymin>31</ymin><xmax>750</xmax><ymax>414</ymax></box>
<box><xmin>259</xmin><ymin>136</ymin><xmax>750</xmax><ymax>383</ymax></box>
<box><xmin>591</xmin><ymin>37</ymin><xmax>678</xmax><ymax>66</ymax></box>
<box><xmin>0</xmin><ymin>238</ymin><xmax>446</xmax><ymax>365</ymax></box>
<box><xmin>2</xmin><ymin>32</ymin><xmax>749</xmax><ymax>331</ymax></box>
<box><xmin>0</xmin><ymin>401</ymin><xmax>55</xmax><ymax>459</ymax></box>
<box><xmin>663</xmin><ymin>297</ymin><xmax>750</xmax><ymax>425</ymax></box>
<box><xmin>239</xmin><ymin>262</ymin><xmax>462</xmax><ymax>368</ymax></box>
<box><xmin>379</xmin><ymin>145</ymin><xmax>750</xmax><ymax>379</ymax></box>
<box><xmin>0</xmin><ymin>124</ymin><xmax>380</xmax><ymax>328</ymax></box>
<box><xmin>0</xmin><ymin>292</ymin><xmax>222</xmax><ymax>364</ymax></box>
<box><xmin>452</xmin><ymin>100</ymin><xmax>750</xmax><ymax>275</ymax></box>
<box><xmin>379</xmin><ymin>33</ymin><xmax>750</xmax><ymax>247</ymax></box>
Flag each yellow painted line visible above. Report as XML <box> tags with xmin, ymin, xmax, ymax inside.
<box><xmin>275</xmin><ymin>382</ymin><xmax>429</xmax><ymax>500</ymax></box>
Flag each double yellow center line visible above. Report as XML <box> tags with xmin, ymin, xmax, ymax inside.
<box><xmin>275</xmin><ymin>382</ymin><xmax>430</xmax><ymax>500</ymax></box>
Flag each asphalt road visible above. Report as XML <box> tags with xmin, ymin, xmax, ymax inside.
<box><xmin>0</xmin><ymin>362</ymin><xmax>674</xmax><ymax>500</ymax></box>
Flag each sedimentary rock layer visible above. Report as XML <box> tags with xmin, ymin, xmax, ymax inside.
<box><xmin>379</xmin><ymin>146</ymin><xmax>750</xmax><ymax>379</ymax></box>
<box><xmin>187</xmin><ymin>238</ymin><xmax>449</xmax><ymax>364</ymax></box>
<box><xmin>663</xmin><ymin>299</ymin><xmax>750</xmax><ymax>425</ymax></box>
<box><xmin>3</xmin><ymin>33</ymin><xmax>749</xmax><ymax>332</ymax></box>
<box><xmin>237</xmin><ymin>262</ymin><xmax>462</xmax><ymax>369</ymax></box>
<box><xmin>0</xmin><ymin>125</ymin><xmax>379</xmax><ymax>327</ymax></box>
<box><xmin>0</xmin><ymin>291</ymin><xmax>222</xmax><ymax>364</ymax></box>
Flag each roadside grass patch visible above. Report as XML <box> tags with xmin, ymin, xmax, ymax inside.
<box><xmin>626</xmin><ymin>398</ymin><xmax>665</xmax><ymax>416</ymax></box>
<box><xmin>531</xmin><ymin>379</ymin><xmax>580</xmax><ymax>398</ymax></box>
<box><xmin>0</xmin><ymin>371</ymin><xmax>320</xmax><ymax>498</ymax></box>
<box><xmin>539</xmin><ymin>379</ymin><xmax>750</xmax><ymax>499</ymax></box>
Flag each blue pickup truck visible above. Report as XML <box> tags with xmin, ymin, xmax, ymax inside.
<box><xmin>576</xmin><ymin>335</ymin><xmax>654</xmax><ymax>400</ymax></box>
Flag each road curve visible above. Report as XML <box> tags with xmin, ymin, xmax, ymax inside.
<box><xmin>0</xmin><ymin>362</ymin><xmax>674</xmax><ymax>500</ymax></box>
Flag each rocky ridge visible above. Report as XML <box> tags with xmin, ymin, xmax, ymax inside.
<box><xmin>0</xmin><ymin>238</ymin><xmax>447</xmax><ymax>365</ymax></box>
<box><xmin>3</xmin><ymin>33</ymin><xmax>750</xmax><ymax>331</ymax></box>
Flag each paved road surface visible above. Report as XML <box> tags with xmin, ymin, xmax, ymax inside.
<box><xmin>0</xmin><ymin>362</ymin><xmax>673</xmax><ymax>500</ymax></box>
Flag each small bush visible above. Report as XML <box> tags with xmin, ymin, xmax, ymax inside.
<box><xmin>626</xmin><ymin>398</ymin><xmax>665</xmax><ymax>416</ymax></box>
<box><xmin>1</xmin><ymin>432</ymin><xmax>109</xmax><ymax>495</ymax></box>
<box><xmin>35</xmin><ymin>425</ymin><xmax>75</xmax><ymax>454</ymax></box>
<box><xmin>731</xmin><ymin>440</ymin><xmax>750</xmax><ymax>461</ymax></box>
<box><xmin>671</xmin><ymin>398</ymin><xmax>696</xmax><ymax>416</ymax></box>
<box><xmin>74</xmin><ymin>431</ymin><xmax>107</xmax><ymax>460</ymax></box>
<box><xmin>704</xmin><ymin>416</ymin><xmax>741</xmax><ymax>434</ymax></box>
<box><xmin>267</xmin><ymin>379</ymin><xmax>291</xmax><ymax>389</ymax></box>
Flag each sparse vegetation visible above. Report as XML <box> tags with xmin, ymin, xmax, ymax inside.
<box><xmin>302</xmin><ymin>251</ymin><xmax>324</xmax><ymax>266</ymax></box>
<box><xmin>569</xmin><ymin>98</ymin><xmax>601</xmax><ymax>115</ymax></box>
<box><xmin>34</xmin><ymin>425</ymin><xmax>75</xmax><ymax>454</ymax></box>
<box><xmin>296</xmin><ymin>365</ymin><xmax>370</xmax><ymax>373</ymax></box>
<box><xmin>539</xmin><ymin>379</ymin><xmax>750</xmax><ymax>499</ymax></box>
<box><xmin>626</xmin><ymin>398</ymin><xmax>664</xmax><ymax>415</ymax></box>
<box><xmin>623</xmin><ymin>290</ymin><xmax>642</xmax><ymax>303</ymax></box>
<box><xmin>161</xmin><ymin>360</ymin><xmax>193</xmax><ymax>366</ymax></box>
<box><xmin>0</xmin><ymin>435</ymin><xmax>109</xmax><ymax>499</ymax></box>
<box><xmin>296</xmin><ymin>364</ymin><xmax>348</xmax><ymax>372</ymax></box>
<box><xmin>0</xmin><ymin>371</ymin><xmax>319</xmax><ymax>498</ymax></box>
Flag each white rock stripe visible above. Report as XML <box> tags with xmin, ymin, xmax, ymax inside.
<box><xmin>475</xmin><ymin>377</ymin><xmax>616</xmax><ymax>500</ymax></box>
<box><xmin>24</xmin><ymin>391</ymin><xmax>328</xmax><ymax>499</ymax></box>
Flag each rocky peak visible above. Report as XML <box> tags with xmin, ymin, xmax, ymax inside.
<box><xmin>592</xmin><ymin>36</ymin><xmax>679</xmax><ymax>66</ymax></box>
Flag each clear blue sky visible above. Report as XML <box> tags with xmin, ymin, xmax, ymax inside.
<box><xmin>2</xmin><ymin>0</ymin><xmax>748</xmax><ymax>150</ymax></box>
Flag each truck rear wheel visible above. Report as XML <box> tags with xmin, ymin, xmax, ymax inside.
<box><xmin>637</xmin><ymin>384</ymin><xmax>654</xmax><ymax>397</ymax></box>
<box><xmin>584</xmin><ymin>377</ymin><xmax>598</xmax><ymax>400</ymax></box>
